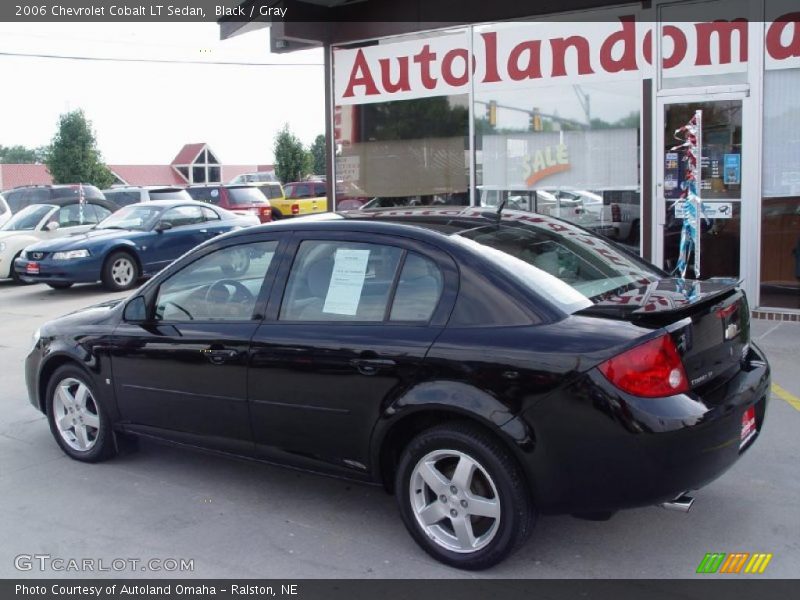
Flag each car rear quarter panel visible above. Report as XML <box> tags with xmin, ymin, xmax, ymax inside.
<box><xmin>371</xmin><ymin>315</ymin><xmax>655</xmax><ymax>495</ymax></box>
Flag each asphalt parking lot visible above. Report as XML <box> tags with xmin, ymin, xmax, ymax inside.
<box><xmin>1</xmin><ymin>280</ymin><xmax>799</xmax><ymax>579</ymax></box>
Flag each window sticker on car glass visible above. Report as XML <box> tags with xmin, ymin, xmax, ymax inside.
<box><xmin>210</xmin><ymin>189</ymin><xmax>219</xmax><ymax>197</ymax></box>
<box><xmin>323</xmin><ymin>248</ymin><xmax>370</xmax><ymax>315</ymax></box>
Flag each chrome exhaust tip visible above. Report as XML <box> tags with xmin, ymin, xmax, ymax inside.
<box><xmin>660</xmin><ymin>494</ymin><xmax>695</xmax><ymax>512</ymax></box>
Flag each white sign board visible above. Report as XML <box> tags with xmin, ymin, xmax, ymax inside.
<box><xmin>334</xmin><ymin>15</ymin><xmax>800</xmax><ymax>105</ymax></box>
<box><xmin>323</xmin><ymin>249</ymin><xmax>370</xmax><ymax>316</ymax></box>
<box><xmin>336</xmin><ymin>156</ymin><xmax>361</xmax><ymax>183</ymax></box>
<box><xmin>675</xmin><ymin>201</ymin><xmax>734</xmax><ymax>219</ymax></box>
<box><xmin>482</xmin><ymin>129</ymin><xmax>639</xmax><ymax>190</ymax></box>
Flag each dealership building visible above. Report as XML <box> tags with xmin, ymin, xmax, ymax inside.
<box><xmin>224</xmin><ymin>0</ymin><xmax>800</xmax><ymax>317</ymax></box>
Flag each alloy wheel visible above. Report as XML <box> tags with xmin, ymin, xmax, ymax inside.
<box><xmin>409</xmin><ymin>449</ymin><xmax>501</xmax><ymax>554</ymax></box>
<box><xmin>111</xmin><ymin>257</ymin><xmax>135</xmax><ymax>287</ymax></box>
<box><xmin>51</xmin><ymin>377</ymin><xmax>100</xmax><ymax>452</ymax></box>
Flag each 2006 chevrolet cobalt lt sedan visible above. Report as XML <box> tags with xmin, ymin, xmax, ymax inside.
<box><xmin>25</xmin><ymin>207</ymin><xmax>770</xmax><ymax>570</ymax></box>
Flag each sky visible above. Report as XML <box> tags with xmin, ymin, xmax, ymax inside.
<box><xmin>0</xmin><ymin>22</ymin><xmax>325</xmax><ymax>165</ymax></box>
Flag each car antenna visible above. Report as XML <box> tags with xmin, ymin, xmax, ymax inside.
<box><xmin>494</xmin><ymin>198</ymin><xmax>507</xmax><ymax>222</ymax></box>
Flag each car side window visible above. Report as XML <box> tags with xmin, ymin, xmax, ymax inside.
<box><xmin>267</xmin><ymin>185</ymin><xmax>283</xmax><ymax>199</ymax></box>
<box><xmin>159</xmin><ymin>206</ymin><xmax>205</xmax><ymax>228</ymax></box>
<box><xmin>280</xmin><ymin>241</ymin><xmax>403</xmax><ymax>322</ymax></box>
<box><xmin>154</xmin><ymin>241</ymin><xmax>278</xmax><ymax>322</ymax></box>
<box><xmin>389</xmin><ymin>253</ymin><xmax>444</xmax><ymax>322</ymax></box>
<box><xmin>313</xmin><ymin>183</ymin><xmax>326</xmax><ymax>196</ymax></box>
<box><xmin>201</xmin><ymin>206</ymin><xmax>221</xmax><ymax>221</ymax></box>
<box><xmin>92</xmin><ymin>204</ymin><xmax>112</xmax><ymax>221</ymax></box>
<box><xmin>53</xmin><ymin>204</ymin><xmax>97</xmax><ymax>227</ymax></box>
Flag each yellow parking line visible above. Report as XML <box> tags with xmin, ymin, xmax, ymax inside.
<box><xmin>772</xmin><ymin>384</ymin><xmax>800</xmax><ymax>412</ymax></box>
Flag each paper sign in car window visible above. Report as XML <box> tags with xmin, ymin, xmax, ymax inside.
<box><xmin>323</xmin><ymin>248</ymin><xmax>371</xmax><ymax>315</ymax></box>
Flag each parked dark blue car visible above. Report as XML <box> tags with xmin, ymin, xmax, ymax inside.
<box><xmin>15</xmin><ymin>200</ymin><xmax>258</xmax><ymax>291</ymax></box>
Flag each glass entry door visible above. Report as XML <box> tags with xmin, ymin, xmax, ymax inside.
<box><xmin>656</xmin><ymin>96</ymin><xmax>745</xmax><ymax>280</ymax></box>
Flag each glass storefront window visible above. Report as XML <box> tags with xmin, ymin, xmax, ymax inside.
<box><xmin>661</xmin><ymin>100</ymin><xmax>743</xmax><ymax>280</ymax></box>
<box><xmin>656</xmin><ymin>0</ymin><xmax>754</xmax><ymax>90</ymax></box>
<box><xmin>760</xmin><ymin>67</ymin><xmax>800</xmax><ymax>310</ymax></box>
<box><xmin>333</xmin><ymin>95</ymin><xmax>469</xmax><ymax>210</ymax></box>
<box><xmin>474</xmin><ymin>81</ymin><xmax>642</xmax><ymax>253</ymax></box>
<box><xmin>663</xmin><ymin>101</ymin><xmax>743</xmax><ymax>201</ymax></box>
<box><xmin>332</xmin><ymin>29</ymin><xmax>470</xmax><ymax>211</ymax></box>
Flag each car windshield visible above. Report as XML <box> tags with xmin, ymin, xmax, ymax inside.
<box><xmin>451</xmin><ymin>222</ymin><xmax>664</xmax><ymax>313</ymax></box>
<box><xmin>97</xmin><ymin>204</ymin><xmax>162</xmax><ymax>231</ymax></box>
<box><xmin>1</xmin><ymin>204</ymin><xmax>55</xmax><ymax>231</ymax></box>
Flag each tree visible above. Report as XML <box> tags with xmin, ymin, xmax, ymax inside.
<box><xmin>0</xmin><ymin>144</ymin><xmax>47</xmax><ymax>164</ymax></box>
<box><xmin>360</xmin><ymin>96</ymin><xmax>469</xmax><ymax>141</ymax></box>
<box><xmin>45</xmin><ymin>109</ymin><xmax>114</xmax><ymax>188</ymax></box>
<box><xmin>273</xmin><ymin>124</ymin><xmax>309</xmax><ymax>184</ymax></box>
<box><xmin>309</xmin><ymin>134</ymin><xmax>326</xmax><ymax>176</ymax></box>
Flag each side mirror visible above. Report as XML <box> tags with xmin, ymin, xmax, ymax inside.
<box><xmin>155</xmin><ymin>221</ymin><xmax>173</xmax><ymax>233</ymax></box>
<box><xmin>45</xmin><ymin>222</ymin><xmax>60</xmax><ymax>231</ymax></box>
<box><xmin>123</xmin><ymin>296</ymin><xmax>148</xmax><ymax>323</ymax></box>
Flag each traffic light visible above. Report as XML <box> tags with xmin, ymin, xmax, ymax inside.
<box><xmin>487</xmin><ymin>100</ymin><xmax>497</xmax><ymax>127</ymax></box>
<box><xmin>530</xmin><ymin>107</ymin><xmax>543</xmax><ymax>132</ymax></box>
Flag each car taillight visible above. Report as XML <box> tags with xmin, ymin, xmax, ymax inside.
<box><xmin>259</xmin><ymin>205</ymin><xmax>271</xmax><ymax>222</ymax></box>
<box><xmin>611</xmin><ymin>203</ymin><xmax>621</xmax><ymax>222</ymax></box>
<box><xmin>598</xmin><ymin>334</ymin><xmax>689</xmax><ymax>398</ymax></box>
<box><xmin>291</xmin><ymin>203</ymin><xmax>299</xmax><ymax>215</ymax></box>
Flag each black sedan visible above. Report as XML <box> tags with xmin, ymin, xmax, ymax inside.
<box><xmin>24</xmin><ymin>207</ymin><xmax>770</xmax><ymax>570</ymax></box>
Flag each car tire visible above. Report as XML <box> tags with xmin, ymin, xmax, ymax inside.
<box><xmin>10</xmin><ymin>252</ymin><xmax>33</xmax><ymax>285</ymax></box>
<box><xmin>220</xmin><ymin>247</ymin><xmax>251</xmax><ymax>276</ymax></box>
<box><xmin>102</xmin><ymin>251</ymin><xmax>139</xmax><ymax>291</ymax></box>
<box><xmin>394</xmin><ymin>422</ymin><xmax>535</xmax><ymax>570</ymax></box>
<box><xmin>271</xmin><ymin>208</ymin><xmax>283</xmax><ymax>221</ymax></box>
<box><xmin>47</xmin><ymin>282</ymin><xmax>73</xmax><ymax>289</ymax></box>
<box><xmin>46</xmin><ymin>365</ymin><xmax>117</xmax><ymax>463</ymax></box>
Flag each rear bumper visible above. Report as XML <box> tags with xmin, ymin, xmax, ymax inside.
<box><xmin>520</xmin><ymin>343</ymin><xmax>771</xmax><ymax>514</ymax></box>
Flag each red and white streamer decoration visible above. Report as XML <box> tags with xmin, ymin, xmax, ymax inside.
<box><xmin>670</xmin><ymin>110</ymin><xmax>703</xmax><ymax>280</ymax></box>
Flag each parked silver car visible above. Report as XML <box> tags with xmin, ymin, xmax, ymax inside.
<box><xmin>101</xmin><ymin>186</ymin><xmax>192</xmax><ymax>207</ymax></box>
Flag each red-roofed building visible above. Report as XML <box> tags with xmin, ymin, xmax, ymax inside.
<box><xmin>0</xmin><ymin>143</ymin><xmax>273</xmax><ymax>191</ymax></box>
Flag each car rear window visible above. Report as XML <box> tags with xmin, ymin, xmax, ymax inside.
<box><xmin>285</xmin><ymin>184</ymin><xmax>313</xmax><ymax>199</ymax></box>
<box><xmin>51</xmin><ymin>186</ymin><xmax>104</xmax><ymax>201</ymax></box>
<box><xmin>26</xmin><ymin>189</ymin><xmax>52</xmax><ymax>204</ymax></box>
<box><xmin>226</xmin><ymin>187</ymin><xmax>268</xmax><ymax>207</ymax></box>
<box><xmin>149</xmin><ymin>189</ymin><xmax>192</xmax><ymax>201</ymax></box>
<box><xmin>103</xmin><ymin>190</ymin><xmax>141</xmax><ymax>206</ymax></box>
<box><xmin>260</xmin><ymin>184</ymin><xmax>283</xmax><ymax>200</ymax></box>
<box><xmin>450</xmin><ymin>222</ymin><xmax>663</xmax><ymax>313</ymax></box>
<box><xmin>186</xmin><ymin>187</ymin><xmax>218</xmax><ymax>203</ymax></box>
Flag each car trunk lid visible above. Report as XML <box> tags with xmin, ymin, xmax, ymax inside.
<box><xmin>577</xmin><ymin>278</ymin><xmax>749</xmax><ymax>390</ymax></box>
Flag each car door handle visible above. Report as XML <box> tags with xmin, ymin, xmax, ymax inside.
<box><xmin>202</xmin><ymin>347</ymin><xmax>239</xmax><ymax>365</ymax></box>
<box><xmin>350</xmin><ymin>358</ymin><xmax>396</xmax><ymax>376</ymax></box>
